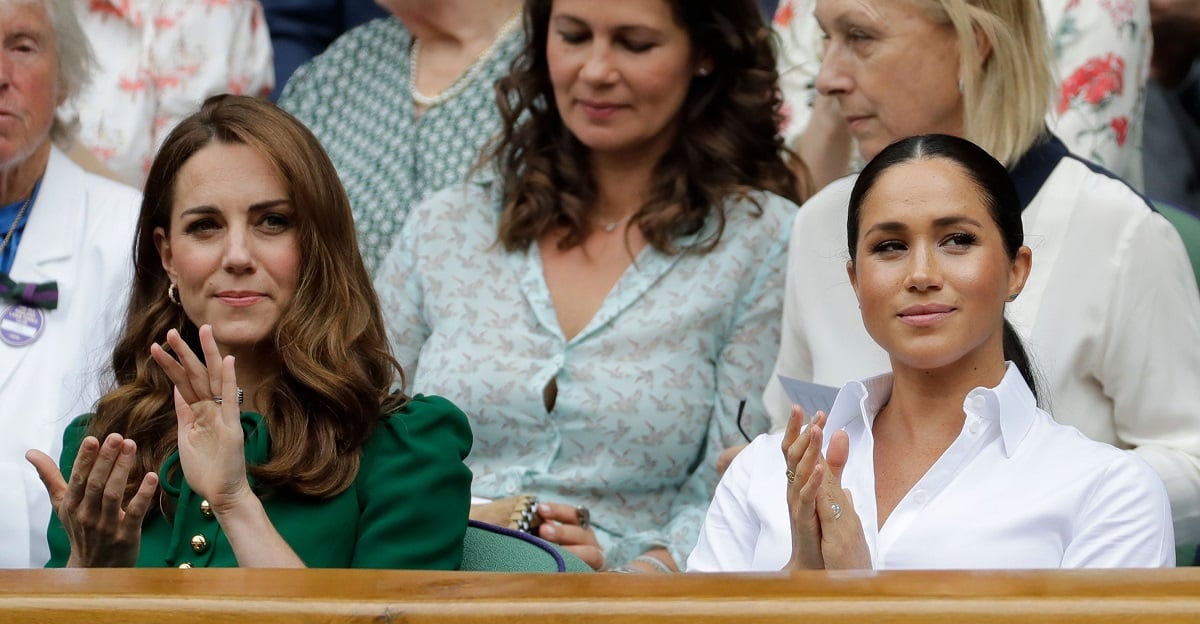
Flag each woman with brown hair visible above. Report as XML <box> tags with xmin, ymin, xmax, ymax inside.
<box><xmin>26</xmin><ymin>94</ymin><xmax>473</xmax><ymax>568</ymax></box>
<box><xmin>375</xmin><ymin>0</ymin><xmax>805</xmax><ymax>572</ymax></box>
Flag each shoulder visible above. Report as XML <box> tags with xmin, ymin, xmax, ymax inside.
<box><xmin>44</xmin><ymin>147</ymin><xmax>141</xmax><ymax>237</ymax></box>
<box><xmin>1025</xmin><ymin>410</ymin><xmax>1163</xmax><ymax>490</ymax></box>
<box><xmin>795</xmin><ymin>175</ymin><xmax>855</xmax><ymax>230</ymax></box>
<box><xmin>403</xmin><ymin>179</ymin><xmax>501</xmax><ymax>237</ymax></box>
<box><xmin>280</xmin><ymin>17</ymin><xmax>407</xmax><ymax>104</ymax></box>
<box><xmin>366</xmin><ymin>394</ymin><xmax>473</xmax><ymax>459</ymax></box>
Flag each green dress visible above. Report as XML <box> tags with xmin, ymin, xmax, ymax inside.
<box><xmin>45</xmin><ymin>395</ymin><xmax>473</xmax><ymax>569</ymax></box>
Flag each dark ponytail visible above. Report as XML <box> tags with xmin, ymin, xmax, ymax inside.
<box><xmin>1002</xmin><ymin>320</ymin><xmax>1038</xmax><ymax>403</ymax></box>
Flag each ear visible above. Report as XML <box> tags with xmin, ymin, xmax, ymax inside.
<box><xmin>846</xmin><ymin>259</ymin><xmax>859</xmax><ymax>300</ymax></box>
<box><xmin>154</xmin><ymin>226</ymin><xmax>178</xmax><ymax>283</ymax></box>
<box><xmin>693</xmin><ymin>52</ymin><xmax>713</xmax><ymax>78</ymax></box>
<box><xmin>1008</xmin><ymin>245</ymin><xmax>1032</xmax><ymax>299</ymax></box>
<box><xmin>972</xmin><ymin>22</ymin><xmax>993</xmax><ymax>66</ymax></box>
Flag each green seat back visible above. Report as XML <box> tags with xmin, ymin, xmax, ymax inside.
<box><xmin>1155</xmin><ymin>200</ymin><xmax>1200</xmax><ymax>284</ymax></box>
<box><xmin>459</xmin><ymin>520</ymin><xmax>593</xmax><ymax>572</ymax></box>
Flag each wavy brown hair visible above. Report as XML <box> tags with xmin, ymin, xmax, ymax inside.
<box><xmin>493</xmin><ymin>0</ymin><xmax>807</xmax><ymax>254</ymax></box>
<box><xmin>91</xmin><ymin>94</ymin><xmax>406</xmax><ymax>502</ymax></box>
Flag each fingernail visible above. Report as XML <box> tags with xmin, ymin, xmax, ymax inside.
<box><xmin>538</xmin><ymin>503</ymin><xmax>551</xmax><ymax>515</ymax></box>
<box><xmin>542</xmin><ymin>524</ymin><xmax>556</xmax><ymax>538</ymax></box>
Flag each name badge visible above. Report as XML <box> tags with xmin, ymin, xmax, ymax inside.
<box><xmin>0</xmin><ymin>304</ymin><xmax>45</xmax><ymax>347</ymax></box>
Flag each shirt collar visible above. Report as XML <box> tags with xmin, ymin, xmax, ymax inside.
<box><xmin>824</xmin><ymin>363</ymin><xmax>1038</xmax><ymax>458</ymax></box>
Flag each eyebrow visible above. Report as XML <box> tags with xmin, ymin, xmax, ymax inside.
<box><xmin>178</xmin><ymin>199</ymin><xmax>290</xmax><ymax>217</ymax></box>
<box><xmin>550</xmin><ymin>14</ymin><xmax>663</xmax><ymax>36</ymax></box>
<box><xmin>863</xmin><ymin>215</ymin><xmax>985</xmax><ymax>236</ymax></box>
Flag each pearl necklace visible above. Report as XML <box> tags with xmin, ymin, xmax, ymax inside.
<box><xmin>409</xmin><ymin>13</ymin><xmax>521</xmax><ymax>109</ymax></box>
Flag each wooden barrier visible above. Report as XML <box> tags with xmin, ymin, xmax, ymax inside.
<box><xmin>1</xmin><ymin>568</ymin><xmax>1197</xmax><ymax>623</ymax></box>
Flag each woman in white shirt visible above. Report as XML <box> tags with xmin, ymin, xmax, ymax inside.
<box><xmin>688</xmin><ymin>134</ymin><xmax>1174</xmax><ymax>571</ymax></box>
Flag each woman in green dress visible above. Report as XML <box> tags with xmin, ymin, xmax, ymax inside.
<box><xmin>26</xmin><ymin>95</ymin><xmax>473</xmax><ymax>569</ymax></box>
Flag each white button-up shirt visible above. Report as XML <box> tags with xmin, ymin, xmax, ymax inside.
<box><xmin>688</xmin><ymin>365</ymin><xmax>1175</xmax><ymax>571</ymax></box>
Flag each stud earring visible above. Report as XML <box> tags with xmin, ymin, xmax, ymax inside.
<box><xmin>1007</xmin><ymin>292</ymin><xmax>1019</xmax><ymax>302</ymax></box>
<box><xmin>696</xmin><ymin>67</ymin><xmax>710</xmax><ymax>77</ymax></box>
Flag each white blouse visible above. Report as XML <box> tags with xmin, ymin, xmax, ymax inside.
<box><xmin>688</xmin><ymin>365</ymin><xmax>1175</xmax><ymax>571</ymax></box>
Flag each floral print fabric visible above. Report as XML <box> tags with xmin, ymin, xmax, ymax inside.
<box><xmin>772</xmin><ymin>0</ymin><xmax>1150</xmax><ymax>185</ymax></box>
<box><xmin>373</xmin><ymin>178</ymin><xmax>795</xmax><ymax>567</ymax></box>
<box><xmin>73</xmin><ymin>0</ymin><xmax>274</xmax><ymax>187</ymax></box>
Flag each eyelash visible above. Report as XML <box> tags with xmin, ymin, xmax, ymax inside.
<box><xmin>868</xmin><ymin>233</ymin><xmax>979</xmax><ymax>254</ymax></box>
<box><xmin>556</xmin><ymin>30</ymin><xmax>654</xmax><ymax>53</ymax></box>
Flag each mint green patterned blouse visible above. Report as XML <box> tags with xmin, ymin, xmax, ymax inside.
<box><xmin>375</xmin><ymin>178</ymin><xmax>796</xmax><ymax>567</ymax></box>
<box><xmin>279</xmin><ymin>17</ymin><xmax>522</xmax><ymax>272</ymax></box>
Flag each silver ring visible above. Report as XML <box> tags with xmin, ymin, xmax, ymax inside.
<box><xmin>236</xmin><ymin>387</ymin><xmax>244</xmax><ymax>406</ymax></box>
<box><xmin>576</xmin><ymin>505</ymin><xmax>590</xmax><ymax>530</ymax></box>
<box><xmin>831</xmin><ymin>502</ymin><xmax>842</xmax><ymax>520</ymax></box>
<box><xmin>212</xmin><ymin>395</ymin><xmax>223</xmax><ymax>405</ymax></box>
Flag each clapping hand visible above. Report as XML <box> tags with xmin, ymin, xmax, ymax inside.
<box><xmin>150</xmin><ymin>325</ymin><xmax>252</xmax><ymax>515</ymax></box>
<box><xmin>26</xmin><ymin>433</ymin><xmax>159</xmax><ymax>567</ymax></box>
<box><xmin>781</xmin><ymin>404</ymin><xmax>872</xmax><ymax>570</ymax></box>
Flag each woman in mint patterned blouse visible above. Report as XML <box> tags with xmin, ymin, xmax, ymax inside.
<box><xmin>279</xmin><ymin>0</ymin><xmax>524</xmax><ymax>272</ymax></box>
<box><xmin>375</xmin><ymin>0</ymin><xmax>805</xmax><ymax>572</ymax></box>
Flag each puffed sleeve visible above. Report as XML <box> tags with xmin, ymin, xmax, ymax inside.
<box><xmin>630</xmin><ymin>199</ymin><xmax>791</xmax><ymax>567</ymax></box>
<box><xmin>43</xmin><ymin>416</ymin><xmax>92</xmax><ymax>568</ymax></box>
<box><xmin>350</xmin><ymin>395</ymin><xmax>473</xmax><ymax>569</ymax></box>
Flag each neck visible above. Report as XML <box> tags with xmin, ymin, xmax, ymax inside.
<box><xmin>879</xmin><ymin>348</ymin><xmax>1009</xmax><ymax>441</ymax></box>
<box><xmin>588</xmin><ymin>151</ymin><xmax>662</xmax><ymax>224</ymax></box>
<box><xmin>398</xmin><ymin>0</ymin><xmax>521</xmax><ymax>49</ymax></box>
<box><xmin>0</xmin><ymin>140</ymin><xmax>51</xmax><ymax>205</ymax></box>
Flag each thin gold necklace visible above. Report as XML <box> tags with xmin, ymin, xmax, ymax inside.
<box><xmin>409</xmin><ymin>12</ymin><xmax>521</xmax><ymax>109</ymax></box>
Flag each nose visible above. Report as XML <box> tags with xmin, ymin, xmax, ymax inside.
<box><xmin>222</xmin><ymin>228</ymin><xmax>255</xmax><ymax>274</ymax></box>
<box><xmin>814</xmin><ymin>40</ymin><xmax>853</xmax><ymax>97</ymax></box>
<box><xmin>905</xmin><ymin>244</ymin><xmax>942</xmax><ymax>292</ymax></box>
<box><xmin>579</xmin><ymin>41</ymin><xmax>617</xmax><ymax>85</ymax></box>
<box><xmin>0</xmin><ymin>52</ymin><xmax>11</xmax><ymax>89</ymax></box>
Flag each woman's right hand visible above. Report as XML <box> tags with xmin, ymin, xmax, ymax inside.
<box><xmin>782</xmin><ymin>404</ymin><xmax>828</xmax><ymax>570</ymax></box>
<box><xmin>26</xmin><ymin>434</ymin><xmax>159</xmax><ymax>567</ymax></box>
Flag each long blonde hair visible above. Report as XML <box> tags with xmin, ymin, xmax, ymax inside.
<box><xmin>916</xmin><ymin>0</ymin><xmax>1054</xmax><ymax>165</ymax></box>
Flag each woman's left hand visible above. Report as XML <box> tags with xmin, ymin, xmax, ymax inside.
<box><xmin>814</xmin><ymin>430</ymin><xmax>872</xmax><ymax>570</ymax></box>
<box><xmin>150</xmin><ymin>325</ymin><xmax>252</xmax><ymax>514</ymax></box>
<box><xmin>535</xmin><ymin>501</ymin><xmax>605</xmax><ymax>570</ymax></box>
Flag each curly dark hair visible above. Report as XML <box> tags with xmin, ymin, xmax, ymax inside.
<box><xmin>492</xmin><ymin>0</ymin><xmax>807</xmax><ymax>254</ymax></box>
<box><xmin>92</xmin><ymin>95</ymin><xmax>406</xmax><ymax>503</ymax></box>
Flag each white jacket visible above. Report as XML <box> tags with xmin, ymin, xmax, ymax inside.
<box><xmin>0</xmin><ymin>146</ymin><xmax>141</xmax><ymax>567</ymax></box>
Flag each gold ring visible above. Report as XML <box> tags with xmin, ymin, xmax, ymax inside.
<box><xmin>785</xmin><ymin>469</ymin><xmax>796</xmax><ymax>483</ymax></box>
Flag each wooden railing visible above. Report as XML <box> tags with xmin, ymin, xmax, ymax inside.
<box><xmin>2</xmin><ymin>568</ymin><xmax>1198</xmax><ymax>623</ymax></box>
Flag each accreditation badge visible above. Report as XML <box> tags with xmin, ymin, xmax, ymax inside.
<box><xmin>0</xmin><ymin>304</ymin><xmax>45</xmax><ymax>347</ymax></box>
